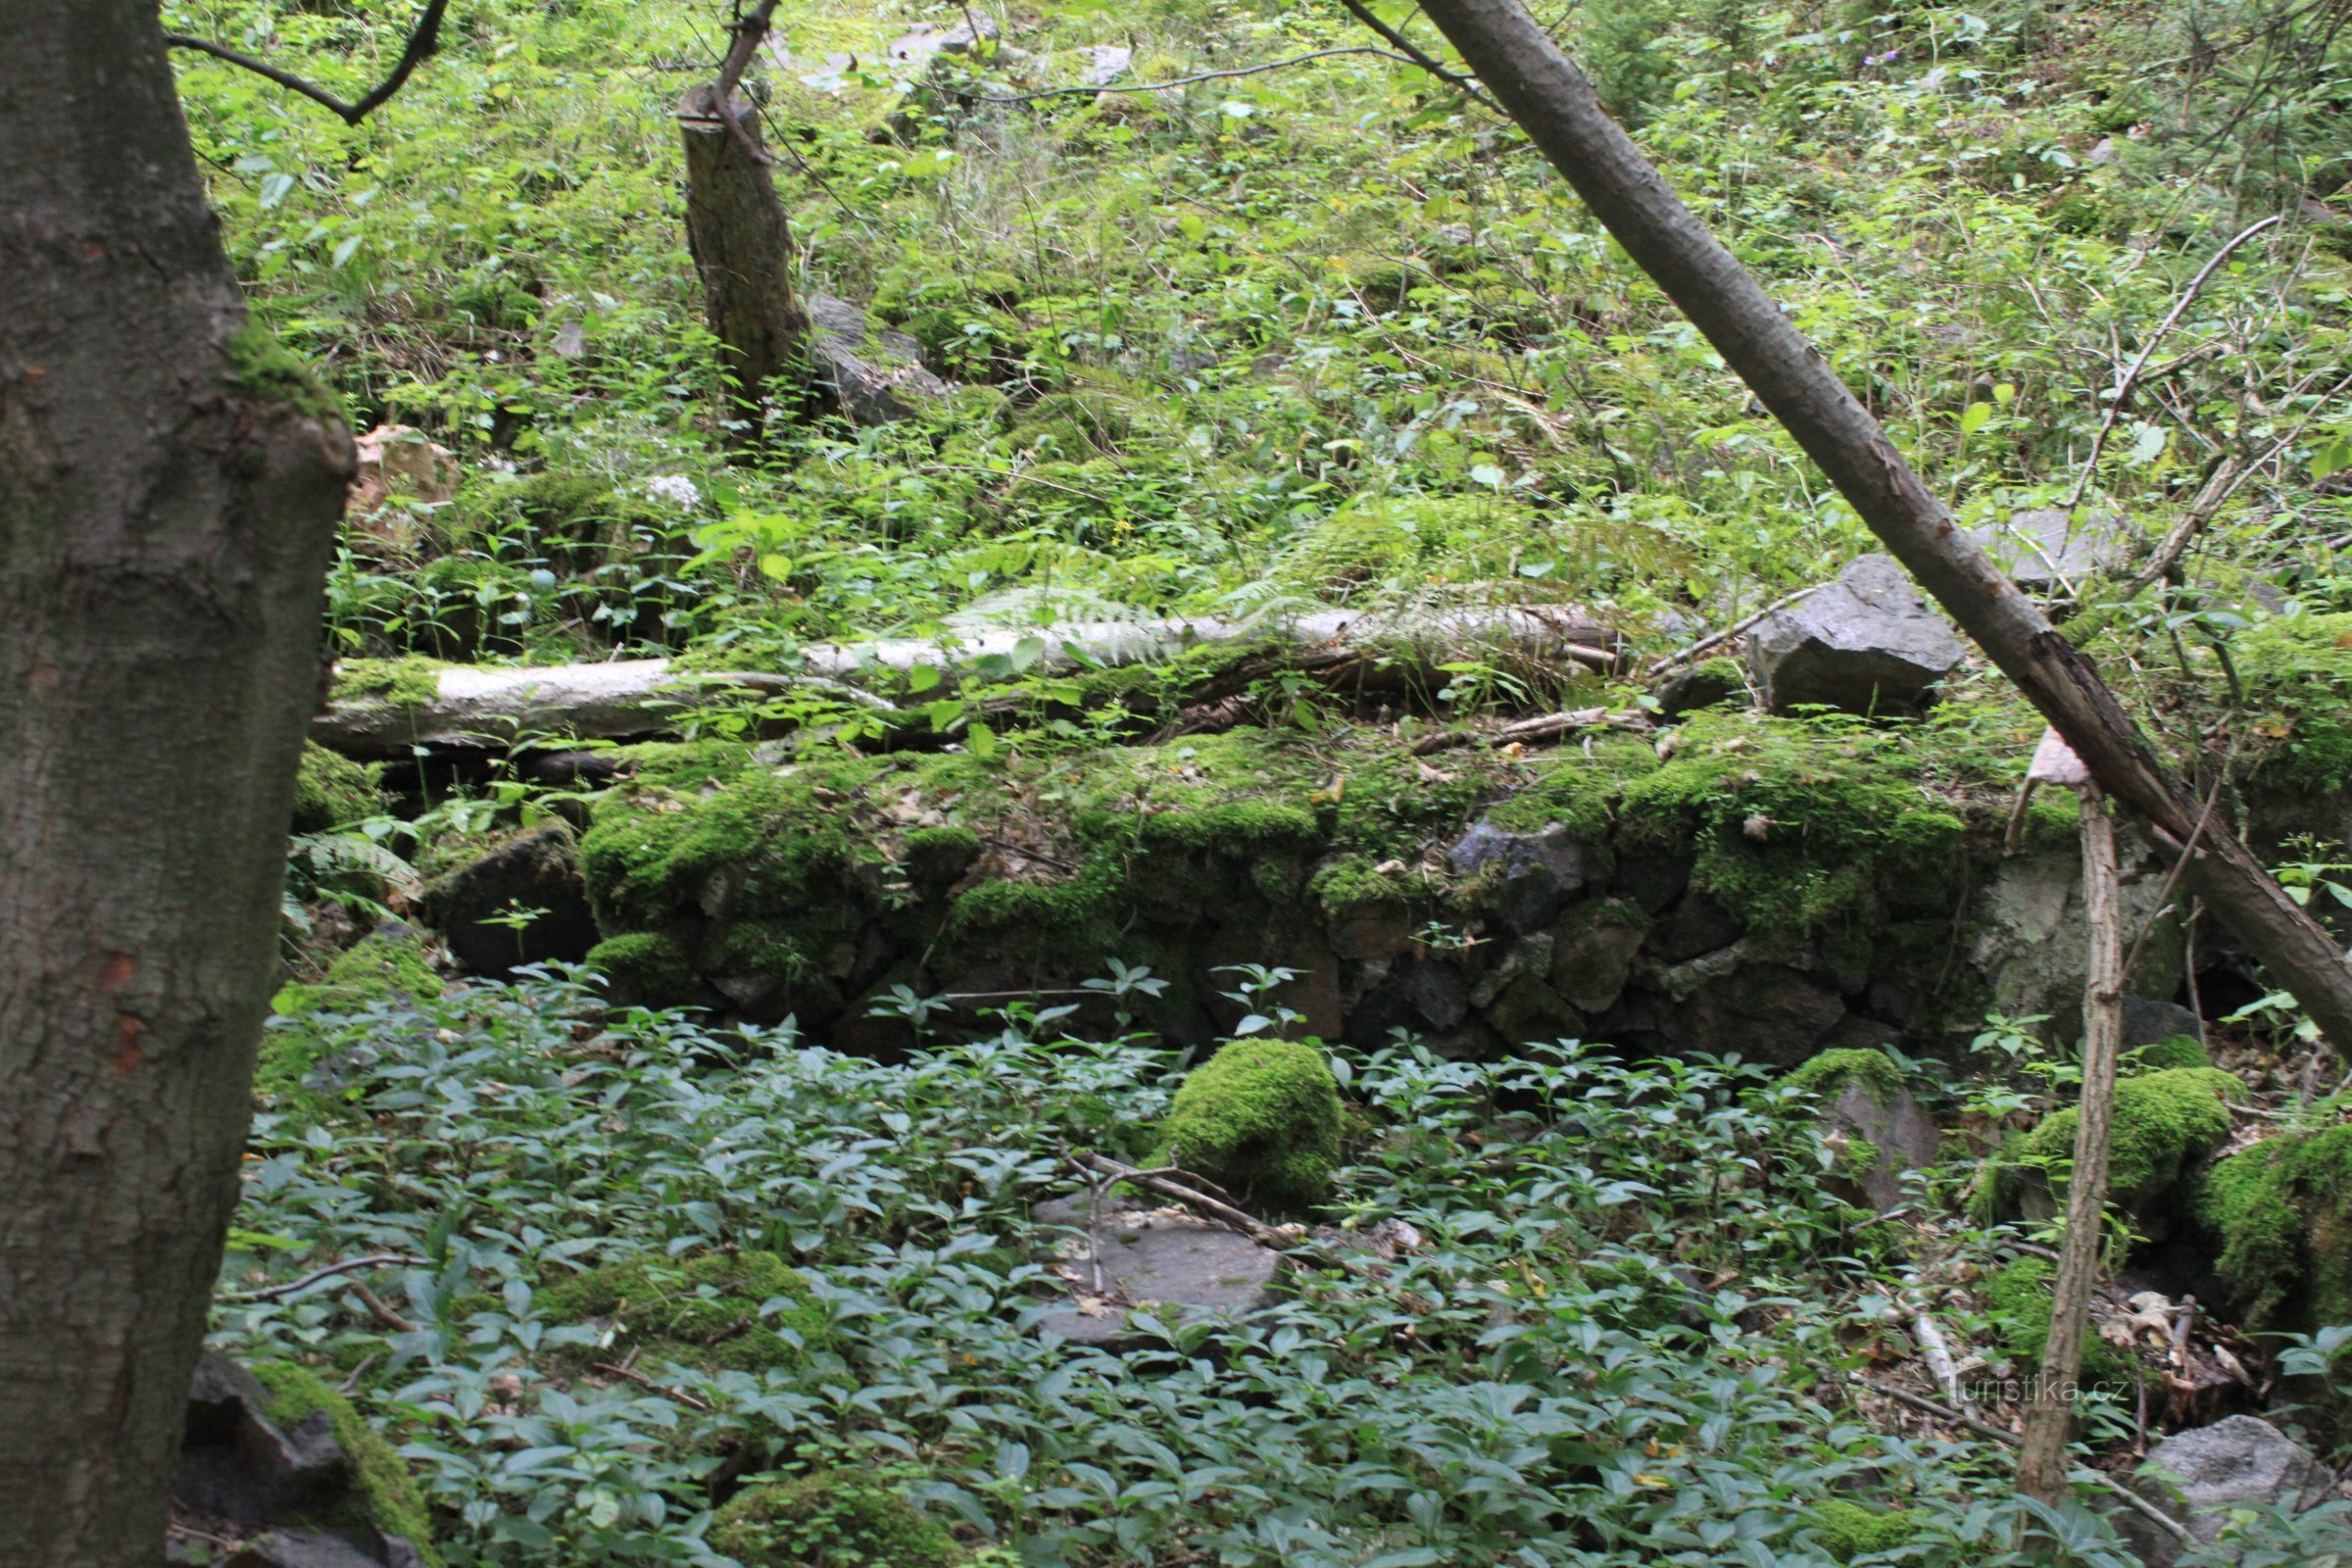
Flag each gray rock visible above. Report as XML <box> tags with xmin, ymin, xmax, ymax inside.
<box><xmin>1663</xmin><ymin>963</ymin><xmax>1845</xmax><ymax>1066</ymax></box>
<box><xmin>1655</xmin><ymin>661</ymin><xmax>1743</xmax><ymax>717</ymax></box>
<box><xmin>1548</xmin><ymin>904</ymin><xmax>1648</xmax><ymax>1015</ymax></box>
<box><xmin>227</xmin><ymin>1532</ymin><xmax>397</xmax><ymax>1568</ymax></box>
<box><xmin>1750</xmin><ymin>555</ymin><xmax>1963</xmax><ymax>715</ymax></box>
<box><xmin>2118</xmin><ymin>1416</ymin><xmax>2347</xmax><ymax>1565</ymax></box>
<box><xmin>1032</xmin><ymin>1193</ymin><xmax>1283</xmax><ymax>1349</ymax></box>
<box><xmin>1969</xmin><ymin>507</ymin><xmax>2129</xmax><ymax>590</ymax></box>
<box><xmin>1076</xmin><ymin>43</ymin><xmax>1132</xmax><ymax>87</ymax></box>
<box><xmin>1823</xmin><ymin>1074</ymin><xmax>1940</xmax><ymax>1212</ymax></box>
<box><xmin>807</xmin><ymin>293</ymin><xmax>951</xmax><ymax>423</ymax></box>
<box><xmin>2124</xmin><ymin>997</ymin><xmax>2204</xmax><ymax>1050</ymax></box>
<box><xmin>1652</xmin><ymin>890</ymin><xmax>1740</xmax><ymax>964</ymax></box>
<box><xmin>176</xmin><ymin>1355</ymin><xmax>428</xmax><ymax>1568</ymax></box>
<box><xmin>1610</xmin><ymin>848</ymin><xmax>1692</xmax><ymax>913</ymax></box>
<box><xmin>1449</xmin><ymin>819</ymin><xmax>1590</xmax><ymax>934</ymax></box>
<box><xmin>416</xmin><ymin>822</ymin><xmax>596</xmax><ymax>977</ymax></box>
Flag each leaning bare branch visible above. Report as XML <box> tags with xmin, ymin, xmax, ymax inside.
<box><xmin>219</xmin><ymin>1253</ymin><xmax>428</xmax><ymax>1303</ymax></box>
<box><xmin>167</xmin><ymin>0</ymin><xmax>451</xmax><ymax>126</ymax></box>
<box><xmin>2065</xmin><ymin>216</ymin><xmax>2282</xmax><ymax>510</ymax></box>
<box><xmin>962</xmin><ymin>47</ymin><xmax>1426</xmax><ymax>104</ymax></box>
<box><xmin>1334</xmin><ymin>0</ymin><xmax>1504</xmax><ymax>113</ymax></box>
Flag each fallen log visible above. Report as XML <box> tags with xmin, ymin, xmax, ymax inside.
<box><xmin>312</xmin><ymin>605</ymin><xmax>1622</xmax><ymax>756</ymax></box>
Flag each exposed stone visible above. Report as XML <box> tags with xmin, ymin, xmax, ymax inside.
<box><xmin>1548</xmin><ymin>903</ymin><xmax>1648</xmax><ymax>1015</ymax></box>
<box><xmin>1655</xmin><ymin>662</ymin><xmax>1743</xmax><ymax>717</ymax></box>
<box><xmin>1075</xmin><ymin>43</ymin><xmax>1132</xmax><ymax>87</ymax></box>
<box><xmin>1749</xmin><ymin>554</ymin><xmax>1964</xmax><ymax>715</ymax></box>
<box><xmin>1662</xmin><ymin>963</ymin><xmax>1845</xmax><ymax>1065</ymax></box>
<box><xmin>2125</xmin><ymin>997</ymin><xmax>2204</xmax><ymax>1049</ymax></box>
<box><xmin>175</xmin><ymin>1354</ymin><xmax>427</xmax><ymax>1568</ymax></box>
<box><xmin>1609</xmin><ymin>848</ymin><xmax>1692</xmax><ymax>913</ymax></box>
<box><xmin>1448</xmin><ymin>819</ymin><xmax>1589</xmax><ymax>934</ymax></box>
<box><xmin>1969</xmin><ymin>507</ymin><xmax>2129</xmax><ymax>591</ymax></box>
<box><xmin>345</xmin><ymin>424</ymin><xmax>458</xmax><ymax>556</ymax></box>
<box><xmin>1652</xmin><ymin>890</ymin><xmax>1740</xmax><ymax>964</ymax></box>
<box><xmin>416</xmin><ymin>823</ymin><xmax>597</xmax><ymax>978</ymax></box>
<box><xmin>1470</xmin><ymin>933</ymin><xmax>1553</xmax><ymax>1009</ymax></box>
<box><xmin>1032</xmin><ymin>1192</ymin><xmax>1283</xmax><ymax>1349</ymax></box>
<box><xmin>1824</xmin><ymin>1075</ymin><xmax>1940</xmax><ymax>1212</ymax></box>
<box><xmin>2118</xmin><ymin>1416</ymin><xmax>2347</xmax><ymax>1566</ymax></box>
<box><xmin>807</xmin><ymin>292</ymin><xmax>951</xmax><ymax>423</ymax></box>
<box><xmin>1972</xmin><ymin>837</ymin><xmax>2181</xmax><ymax>1033</ymax></box>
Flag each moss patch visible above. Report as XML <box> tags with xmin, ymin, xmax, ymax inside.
<box><xmin>330</xmin><ymin>656</ymin><xmax>446</xmax><ymax>709</ymax></box>
<box><xmin>1984</xmin><ymin>1256</ymin><xmax>2132</xmax><ymax>1394</ymax></box>
<box><xmin>2193</xmin><ymin>1124</ymin><xmax>2352</xmax><ymax>1333</ymax></box>
<box><xmin>248</xmin><ymin>1359</ymin><xmax>442</xmax><ymax>1566</ymax></box>
<box><xmin>293</xmin><ymin>745</ymin><xmax>388</xmax><ymax>834</ymax></box>
<box><xmin>1807</xmin><ymin>1497</ymin><xmax>1925</xmax><ymax>1561</ymax></box>
<box><xmin>709</xmin><ymin>1471</ymin><xmax>959</xmax><ymax>1568</ymax></box>
<box><xmin>1156</xmin><ymin>1038</ymin><xmax>1344</xmax><ymax>1215</ymax></box>
<box><xmin>1995</xmin><ymin>1066</ymin><xmax>2238</xmax><ymax>1215</ymax></box>
<box><xmin>535</xmin><ymin>1250</ymin><xmax>833</xmax><ymax>1376</ymax></box>
<box><xmin>2125</xmin><ymin>1034</ymin><xmax>2211</xmax><ymax>1074</ymax></box>
<box><xmin>223</xmin><ymin>321</ymin><xmax>344</xmax><ymax>424</ymax></box>
<box><xmin>1785</xmin><ymin>1048</ymin><xmax>1906</xmax><ymax>1102</ymax></box>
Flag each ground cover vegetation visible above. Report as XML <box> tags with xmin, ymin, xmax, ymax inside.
<box><xmin>152</xmin><ymin>0</ymin><xmax>2352</xmax><ymax>1559</ymax></box>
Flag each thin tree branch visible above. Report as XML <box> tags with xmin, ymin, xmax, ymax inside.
<box><xmin>2066</xmin><ymin>216</ymin><xmax>2283</xmax><ymax>510</ymax></box>
<box><xmin>1644</xmin><ymin>585</ymin><xmax>1822</xmax><ymax>680</ymax></box>
<box><xmin>166</xmin><ymin>0</ymin><xmax>451</xmax><ymax>126</ymax></box>
<box><xmin>1334</xmin><ymin>0</ymin><xmax>1505</xmax><ymax>113</ymax></box>
<box><xmin>962</xmin><ymin>47</ymin><xmax>1426</xmax><ymax>103</ymax></box>
<box><xmin>220</xmin><ymin>1253</ymin><xmax>427</xmax><ymax>1303</ymax></box>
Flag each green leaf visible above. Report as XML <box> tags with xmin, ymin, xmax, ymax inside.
<box><xmin>906</xmin><ymin>662</ymin><xmax>942</xmax><ymax>694</ymax></box>
<box><xmin>1959</xmin><ymin>402</ymin><xmax>1991</xmax><ymax>436</ymax></box>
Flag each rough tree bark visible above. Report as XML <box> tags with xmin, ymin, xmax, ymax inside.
<box><xmin>1409</xmin><ymin>0</ymin><xmax>2352</xmax><ymax>1047</ymax></box>
<box><xmin>2018</xmin><ymin>779</ymin><xmax>2126</xmax><ymax>1503</ymax></box>
<box><xmin>0</xmin><ymin>7</ymin><xmax>352</xmax><ymax>1562</ymax></box>
<box><xmin>679</xmin><ymin>2</ymin><xmax>815</xmax><ymax>436</ymax></box>
<box><xmin>680</xmin><ymin>81</ymin><xmax>813</xmax><ymax>429</ymax></box>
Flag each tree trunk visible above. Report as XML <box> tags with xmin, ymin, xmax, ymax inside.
<box><xmin>1409</xmin><ymin>0</ymin><xmax>2352</xmax><ymax>1048</ymax></box>
<box><xmin>0</xmin><ymin>7</ymin><xmax>352</xmax><ymax>1562</ymax></box>
<box><xmin>2017</xmin><ymin>786</ymin><xmax>2126</xmax><ymax>1504</ymax></box>
<box><xmin>679</xmin><ymin>80</ymin><xmax>814</xmax><ymax>436</ymax></box>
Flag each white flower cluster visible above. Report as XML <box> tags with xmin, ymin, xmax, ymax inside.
<box><xmin>643</xmin><ymin>473</ymin><xmax>702</xmax><ymax>509</ymax></box>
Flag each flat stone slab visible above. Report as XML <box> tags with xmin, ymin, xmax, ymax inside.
<box><xmin>1032</xmin><ymin>1193</ymin><xmax>1283</xmax><ymax>1348</ymax></box>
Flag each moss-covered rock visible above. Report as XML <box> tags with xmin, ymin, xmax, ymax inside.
<box><xmin>260</xmin><ymin>926</ymin><xmax>443</xmax><ymax>1118</ymax></box>
<box><xmin>535</xmin><ymin>1250</ymin><xmax>833</xmax><ymax>1375</ymax></box>
<box><xmin>1785</xmin><ymin>1048</ymin><xmax>1906</xmax><ymax>1102</ymax></box>
<box><xmin>271</xmin><ymin>925</ymin><xmax>442</xmax><ymax>1018</ymax></box>
<box><xmin>1156</xmin><ymin>1038</ymin><xmax>1344</xmax><ymax>1214</ymax></box>
<box><xmin>1805</xmin><ymin>1497</ymin><xmax>1926</xmax><ymax>1561</ymax></box>
<box><xmin>2126</xmin><ymin>1034</ymin><xmax>2212</xmax><ymax>1074</ymax></box>
<box><xmin>709</xmin><ymin>1471</ymin><xmax>959</xmax><ymax>1568</ymax></box>
<box><xmin>246</xmin><ymin>1359</ymin><xmax>442</xmax><ymax>1567</ymax></box>
<box><xmin>1987</xmin><ymin>1066</ymin><xmax>2239</xmax><ymax>1221</ymax></box>
<box><xmin>292</xmin><ymin>745</ymin><xmax>389</xmax><ymax>834</ymax></box>
<box><xmin>2192</xmin><ymin>1124</ymin><xmax>2352</xmax><ymax>1333</ymax></box>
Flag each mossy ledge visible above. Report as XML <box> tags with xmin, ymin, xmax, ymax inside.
<box><xmin>571</xmin><ymin>707</ymin><xmax>2065</xmax><ymax>1052</ymax></box>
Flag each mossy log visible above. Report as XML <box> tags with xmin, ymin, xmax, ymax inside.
<box><xmin>310</xmin><ymin>607</ymin><xmax>1623</xmax><ymax>757</ymax></box>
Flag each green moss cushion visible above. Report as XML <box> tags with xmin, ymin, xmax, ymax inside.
<box><xmin>710</xmin><ymin>1472</ymin><xmax>959</xmax><ymax>1568</ymax></box>
<box><xmin>534</xmin><ymin>1250</ymin><xmax>833</xmax><ymax>1375</ymax></box>
<box><xmin>1156</xmin><ymin>1038</ymin><xmax>1344</xmax><ymax>1215</ymax></box>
